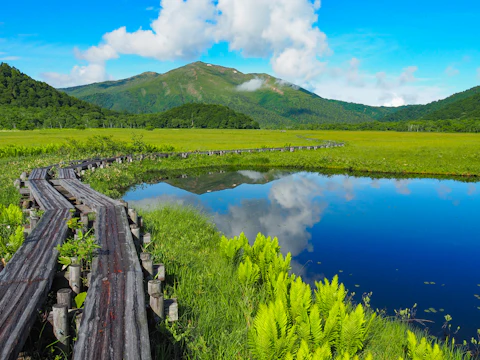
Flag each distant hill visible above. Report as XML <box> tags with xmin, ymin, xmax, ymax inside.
<box><xmin>0</xmin><ymin>62</ymin><xmax>117</xmax><ymax>129</ymax></box>
<box><xmin>0</xmin><ymin>63</ymin><xmax>258</xmax><ymax>130</ymax></box>
<box><xmin>62</xmin><ymin>61</ymin><xmax>400</xmax><ymax>127</ymax></box>
<box><xmin>380</xmin><ymin>86</ymin><xmax>480</xmax><ymax>122</ymax></box>
<box><xmin>146</xmin><ymin>103</ymin><xmax>259</xmax><ymax>129</ymax></box>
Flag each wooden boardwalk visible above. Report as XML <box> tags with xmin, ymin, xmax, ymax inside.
<box><xmin>0</xmin><ymin>143</ymin><xmax>343</xmax><ymax>359</ymax></box>
<box><xmin>0</xmin><ymin>168</ymin><xmax>74</xmax><ymax>360</ymax></box>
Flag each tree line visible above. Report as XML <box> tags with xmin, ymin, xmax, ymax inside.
<box><xmin>292</xmin><ymin>119</ymin><xmax>480</xmax><ymax>133</ymax></box>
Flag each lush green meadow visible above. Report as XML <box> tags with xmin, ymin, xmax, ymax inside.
<box><xmin>0</xmin><ymin>129</ymin><xmax>479</xmax><ymax>177</ymax></box>
<box><xmin>1</xmin><ymin>130</ymin><xmax>479</xmax><ymax>358</ymax></box>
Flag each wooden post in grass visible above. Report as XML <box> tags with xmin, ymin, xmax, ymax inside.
<box><xmin>165</xmin><ymin>298</ymin><xmax>178</xmax><ymax>322</ymax></box>
<box><xmin>57</xmin><ymin>288</ymin><xmax>72</xmax><ymax>308</ymax></box>
<box><xmin>128</xmin><ymin>208</ymin><xmax>138</xmax><ymax>225</ymax></box>
<box><xmin>69</xmin><ymin>264</ymin><xmax>82</xmax><ymax>295</ymax></box>
<box><xmin>142</xmin><ymin>233</ymin><xmax>151</xmax><ymax>245</ymax></box>
<box><xmin>140</xmin><ymin>253</ymin><xmax>153</xmax><ymax>278</ymax></box>
<box><xmin>150</xmin><ymin>293</ymin><xmax>164</xmax><ymax>320</ymax></box>
<box><xmin>13</xmin><ymin>179</ymin><xmax>21</xmax><ymax>189</ymax></box>
<box><xmin>148</xmin><ymin>280</ymin><xmax>162</xmax><ymax>296</ymax></box>
<box><xmin>53</xmin><ymin>304</ymin><xmax>69</xmax><ymax>354</ymax></box>
<box><xmin>130</xmin><ymin>224</ymin><xmax>140</xmax><ymax>242</ymax></box>
<box><xmin>20</xmin><ymin>172</ymin><xmax>27</xmax><ymax>181</ymax></box>
<box><xmin>154</xmin><ymin>263</ymin><xmax>165</xmax><ymax>282</ymax></box>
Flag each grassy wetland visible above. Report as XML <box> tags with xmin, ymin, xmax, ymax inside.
<box><xmin>0</xmin><ymin>130</ymin><xmax>479</xmax><ymax>359</ymax></box>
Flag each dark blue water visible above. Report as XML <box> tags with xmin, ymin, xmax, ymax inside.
<box><xmin>123</xmin><ymin>170</ymin><xmax>480</xmax><ymax>341</ymax></box>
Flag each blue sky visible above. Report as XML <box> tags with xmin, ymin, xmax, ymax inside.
<box><xmin>1</xmin><ymin>0</ymin><xmax>479</xmax><ymax>106</ymax></box>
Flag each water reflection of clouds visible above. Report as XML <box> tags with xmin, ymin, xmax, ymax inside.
<box><xmin>214</xmin><ymin>175</ymin><xmax>327</xmax><ymax>257</ymax></box>
<box><xmin>437</xmin><ymin>184</ymin><xmax>452</xmax><ymax>200</ymax></box>
<box><xmin>127</xmin><ymin>193</ymin><xmax>202</xmax><ymax>209</ymax></box>
<box><xmin>325</xmin><ymin>177</ymin><xmax>356</xmax><ymax>201</ymax></box>
<box><xmin>467</xmin><ymin>184</ymin><xmax>477</xmax><ymax>196</ymax></box>
<box><xmin>237</xmin><ymin>170</ymin><xmax>266</xmax><ymax>181</ymax></box>
<box><xmin>394</xmin><ymin>179</ymin><xmax>411</xmax><ymax>195</ymax></box>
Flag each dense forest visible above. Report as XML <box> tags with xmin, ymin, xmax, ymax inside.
<box><xmin>294</xmin><ymin>118</ymin><xmax>480</xmax><ymax>132</ymax></box>
<box><xmin>0</xmin><ymin>63</ymin><xmax>259</xmax><ymax>130</ymax></box>
<box><xmin>380</xmin><ymin>86</ymin><xmax>480</xmax><ymax>122</ymax></box>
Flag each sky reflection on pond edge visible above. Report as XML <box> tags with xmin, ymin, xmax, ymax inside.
<box><xmin>123</xmin><ymin>168</ymin><xmax>480</xmax><ymax>342</ymax></box>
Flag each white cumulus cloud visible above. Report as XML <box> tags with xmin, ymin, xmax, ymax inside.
<box><xmin>42</xmin><ymin>0</ymin><xmax>328</xmax><ymax>88</ymax></box>
<box><xmin>42</xmin><ymin>63</ymin><xmax>111</xmax><ymax>88</ymax></box>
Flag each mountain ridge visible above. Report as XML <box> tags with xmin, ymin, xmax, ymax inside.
<box><xmin>61</xmin><ymin>61</ymin><xmax>401</xmax><ymax>127</ymax></box>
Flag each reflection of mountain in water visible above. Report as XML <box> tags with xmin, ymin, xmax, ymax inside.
<box><xmin>164</xmin><ymin>169</ymin><xmax>290</xmax><ymax>194</ymax></box>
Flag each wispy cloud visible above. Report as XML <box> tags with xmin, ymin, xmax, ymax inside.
<box><xmin>236</xmin><ymin>78</ymin><xmax>265</xmax><ymax>92</ymax></box>
<box><xmin>445</xmin><ymin>65</ymin><xmax>459</xmax><ymax>77</ymax></box>
<box><xmin>0</xmin><ymin>56</ymin><xmax>21</xmax><ymax>61</ymax></box>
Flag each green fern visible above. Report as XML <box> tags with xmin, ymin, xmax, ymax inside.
<box><xmin>406</xmin><ymin>331</ymin><xmax>444</xmax><ymax>360</ymax></box>
<box><xmin>314</xmin><ymin>275</ymin><xmax>347</xmax><ymax>318</ymax></box>
<box><xmin>237</xmin><ymin>256</ymin><xmax>260</xmax><ymax>286</ymax></box>
<box><xmin>249</xmin><ymin>298</ymin><xmax>297</xmax><ymax>360</ymax></box>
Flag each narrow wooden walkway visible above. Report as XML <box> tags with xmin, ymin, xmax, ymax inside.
<box><xmin>0</xmin><ymin>170</ymin><xmax>74</xmax><ymax>360</ymax></box>
<box><xmin>57</xmin><ymin>169</ymin><xmax>150</xmax><ymax>359</ymax></box>
<box><xmin>0</xmin><ymin>143</ymin><xmax>344</xmax><ymax>360</ymax></box>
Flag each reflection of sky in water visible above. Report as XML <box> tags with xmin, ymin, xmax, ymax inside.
<box><xmin>124</xmin><ymin>171</ymin><xmax>480</xmax><ymax>341</ymax></box>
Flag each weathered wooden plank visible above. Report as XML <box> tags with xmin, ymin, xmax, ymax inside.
<box><xmin>27</xmin><ymin>180</ymin><xmax>74</xmax><ymax>211</ymax></box>
<box><xmin>57</xmin><ymin>178</ymin><xmax>122</xmax><ymax>210</ymax></box>
<box><xmin>73</xmin><ymin>205</ymin><xmax>150</xmax><ymax>359</ymax></box>
<box><xmin>0</xmin><ymin>209</ymin><xmax>72</xmax><ymax>360</ymax></box>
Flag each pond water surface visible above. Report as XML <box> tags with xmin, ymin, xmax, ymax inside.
<box><xmin>123</xmin><ymin>169</ymin><xmax>480</xmax><ymax>341</ymax></box>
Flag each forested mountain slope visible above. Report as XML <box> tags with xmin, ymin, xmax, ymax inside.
<box><xmin>62</xmin><ymin>61</ymin><xmax>400</xmax><ymax>127</ymax></box>
<box><xmin>380</xmin><ymin>86</ymin><xmax>480</xmax><ymax>122</ymax></box>
<box><xmin>0</xmin><ymin>63</ymin><xmax>258</xmax><ymax>130</ymax></box>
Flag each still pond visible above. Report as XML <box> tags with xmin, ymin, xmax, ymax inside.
<box><xmin>123</xmin><ymin>169</ymin><xmax>480</xmax><ymax>341</ymax></box>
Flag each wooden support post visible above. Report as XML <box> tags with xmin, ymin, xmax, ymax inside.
<box><xmin>142</xmin><ymin>233</ymin><xmax>151</xmax><ymax>244</ymax></box>
<box><xmin>131</xmin><ymin>224</ymin><xmax>140</xmax><ymax>242</ymax></box>
<box><xmin>147</xmin><ymin>280</ymin><xmax>162</xmax><ymax>296</ymax></box>
<box><xmin>13</xmin><ymin>179</ymin><xmax>22</xmax><ymax>189</ymax></box>
<box><xmin>80</xmin><ymin>213</ymin><xmax>89</xmax><ymax>231</ymax></box>
<box><xmin>165</xmin><ymin>298</ymin><xmax>178</xmax><ymax>322</ymax></box>
<box><xmin>140</xmin><ymin>253</ymin><xmax>153</xmax><ymax>278</ymax></box>
<box><xmin>69</xmin><ymin>264</ymin><xmax>82</xmax><ymax>295</ymax></box>
<box><xmin>150</xmin><ymin>293</ymin><xmax>164</xmax><ymax>320</ymax></box>
<box><xmin>57</xmin><ymin>288</ymin><xmax>72</xmax><ymax>309</ymax></box>
<box><xmin>128</xmin><ymin>208</ymin><xmax>138</xmax><ymax>225</ymax></box>
<box><xmin>20</xmin><ymin>172</ymin><xmax>27</xmax><ymax>181</ymax></box>
<box><xmin>75</xmin><ymin>313</ymin><xmax>83</xmax><ymax>332</ymax></box>
<box><xmin>53</xmin><ymin>304</ymin><xmax>69</xmax><ymax>355</ymax></box>
<box><xmin>29</xmin><ymin>214</ymin><xmax>39</xmax><ymax>229</ymax></box>
<box><xmin>154</xmin><ymin>263</ymin><xmax>165</xmax><ymax>282</ymax></box>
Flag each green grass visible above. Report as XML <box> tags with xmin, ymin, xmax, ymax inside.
<box><xmin>1</xmin><ymin>129</ymin><xmax>479</xmax><ymax>177</ymax></box>
<box><xmin>138</xmin><ymin>205</ymin><xmax>470</xmax><ymax>359</ymax></box>
<box><xmin>141</xmin><ymin>205</ymin><xmax>255</xmax><ymax>359</ymax></box>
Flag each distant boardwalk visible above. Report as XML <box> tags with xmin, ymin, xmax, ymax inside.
<box><xmin>0</xmin><ymin>142</ymin><xmax>343</xmax><ymax>359</ymax></box>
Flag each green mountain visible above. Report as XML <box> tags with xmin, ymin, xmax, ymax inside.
<box><xmin>62</xmin><ymin>61</ymin><xmax>399</xmax><ymax>127</ymax></box>
<box><xmin>0</xmin><ymin>63</ymin><xmax>258</xmax><ymax>130</ymax></box>
<box><xmin>0</xmin><ymin>62</ymin><xmax>117</xmax><ymax>129</ymax></box>
<box><xmin>380</xmin><ymin>86</ymin><xmax>480</xmax><ymax>122</ymax></box>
